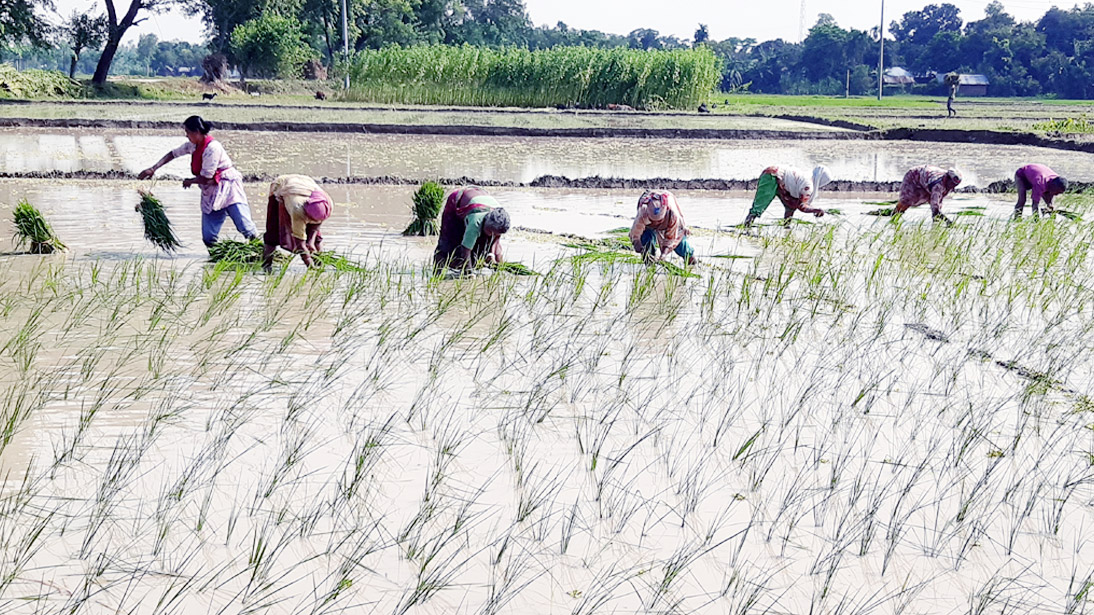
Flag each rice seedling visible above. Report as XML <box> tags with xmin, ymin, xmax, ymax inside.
<box><xmin>0</xmin><ymin>193</ymin><xmax>1092</xmax><ymax>615</ymax></box>
<box><xmin>136</xmin><ymin>190</ymin><xmax>182</xmax><ymax>251</ymax></box>
<box><xmin>12</xmin><ymin>199</ymin><xmax>65</xmax><ymax>253</ymax></box>
<box><xmin>491</xmin><ymin>262</ymin><xmax>539</xmax><ymax>276</ymax></box>
<box><xmin>402</xmin><ymin>181</ymin><xmax>445</xmax><ymax>237</ymax></box>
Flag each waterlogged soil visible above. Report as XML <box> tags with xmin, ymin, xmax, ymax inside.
<box><xmin>0</xmin><ymin>100</ymin><xmax>848</xmax><ymax>133</ymax></box>
<box><xmin>5</xmin><ymin>128</ymin><xmax>1094</xmax><ymax>187</ymax></box>
<box><xmin>0</xmin><ymin>179</ymin><xmax>1024</xmax><ymax>259</ymax></box>
<box><xmin>0</xmin><ymin>178</ymin><xmax>1092</xmax><ymax>614</ymax></box>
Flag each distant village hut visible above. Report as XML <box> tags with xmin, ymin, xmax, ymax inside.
<box><xmin>936</xmin><ymin>73</ymin><xmax>990</xmax><ymax>97</ymax></box>
<box><xmin>883</xmin><ymin>67</ymin><xmax>916</xmax><ymax>91</ymax></box>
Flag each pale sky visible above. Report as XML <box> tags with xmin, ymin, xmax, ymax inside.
<box><xmin>51</xmin><ymin>0</ymin><xmax>1070</xmax><ymax>46</ymax></box>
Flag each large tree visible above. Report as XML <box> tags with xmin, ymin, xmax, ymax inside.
<box><xmin>61</xmin><ymin>9</ymin><xmax>106</xmax><ymax>78</ymax></box>
<box><xmin>92</xmin><ymin>0</ymin><xmax>172</xmax><ymax>85</ymax></box>
<box><xmin>0</xmin><ymin>0</ymin><xmax>51</xmax><ymax>49</ymax></box>
<box><xmin>890</xmin><ymin>3</ymin><xmax>962</xmax><ymax>46</ymax></box>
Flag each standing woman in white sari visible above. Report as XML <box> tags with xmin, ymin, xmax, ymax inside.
<box><xmin>138</xmin><ymin>115</ymin><xmax>259</xmax><ymax>247</ymax></box>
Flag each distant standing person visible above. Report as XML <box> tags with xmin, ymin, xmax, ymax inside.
<box><xmin>629</xmin><ymin>190</ymin><xmax>697</xmax><ymax>266</ymax></box>
<box><xmin>138</xmin><ymin>115</ymin><xmax>258</xmax><ymax>247</ymax></box>
<box><xmin>261</xmin><ymin>174</ymin><xmax>334</xmax><ymax>270</ymax></box>
<box><xmin>742</xmin><ymin>165</ymin><xmax>833</xmax><ymax>226</ymax></box>
<box><xmin>947</xmin><ymin>84</ymin><xmax>957</xmax><ymax>118</ymax></box>
<box><xmin>894</xmin><ymin>165</ymin><xmax>962</xmax><ymax>224</ymax></box>
<box><xmin>433</xmin><ymin>186</ymin><xmax>511</xmax><ymax>272</ymax></box>
<box><xmin>1014</xmin><ymin>164</ymin><xmax>1068</xmax><ymax>218</ymax></box>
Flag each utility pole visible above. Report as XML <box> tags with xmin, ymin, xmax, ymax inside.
<box><xmin>341</xmin><ymin>0</ymin><xmax>350</xmax><ymax>90</ymax></box>
<box><xmin>877</xmin><ymin>0</ymin><xmax>885</xmax><ymax>100</ymax></box>
<box><xmin>799</xmin><ymin>0</ymin><xmax>807</xmax><ymax>42</ymax></box>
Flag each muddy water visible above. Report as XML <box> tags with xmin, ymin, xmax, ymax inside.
<box><xmin>4</xmin><ymin>128</ymin><xmax>1094</xmax><ymax>187</ymax></box>
<box><xmin>0</xmin><ymin>179</ymin><xmax>1090</xmax><ymax>615</ymax></box>
<box><xmin>0</xmin><ymin>179</ymin><xmax>1018</xmax><ymax>266</ymax></box>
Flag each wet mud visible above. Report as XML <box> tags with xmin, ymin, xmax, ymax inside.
<box><xmin>4</xmin><ymin>117</ymin><xmax>1094</xmax><ymax>155</ymax></box>
<box><xmin>0</xmin><ymin>117</ymin><xmax>858</xmax><ymax>141</ymax></box>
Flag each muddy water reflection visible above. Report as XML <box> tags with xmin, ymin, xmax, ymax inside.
<box><xmin>0</xmin><ymin>180</ymin><xmax>1017</xmax><ymax>263</ymax></box>
<box><xmin>4</xmin><ymin>128</ymin><xmax>1094</xmax><ymax>186</ymax></box>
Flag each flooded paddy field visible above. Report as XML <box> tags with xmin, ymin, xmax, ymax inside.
<box><xmin>716</xmin><ymin>97</ymin><xmax>1094</xmax><ymax>136</ymax></box>
<box><xmin>0</xmin><ymin>101</ymin><xmax>846</xmax><ymax>133</ymax></box>
<box><xmin>1</xmin><ymin>178</ymin><xmax>1093</xmax><ymax>614</ymax></box>
<box><xmin>5</xmin><ymin>127</ymin><xmax>1094</xmax><ymax>187</ymax></box>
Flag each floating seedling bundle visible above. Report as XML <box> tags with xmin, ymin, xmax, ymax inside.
<box><xmin>137</xmin><ymin>190</ymin><xmax>182</xmax><ymax>252</ymax></box>
<box><xmin>12</xmin><ymin>199</ymin><xmax>65</xmax><ymax>253</ymax></box>
<box><xmin>403</xmin><ymin>181</ymin><xmax>445</xmax><ymax>236</ymax></box>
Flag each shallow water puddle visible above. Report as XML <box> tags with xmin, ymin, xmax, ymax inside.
<box><xmin>4</xmin><ymin>127</ymin><xmax>1094</xmax><ymax>186</ymax></box>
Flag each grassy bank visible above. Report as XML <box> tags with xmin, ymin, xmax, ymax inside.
<box><xmin>344</xmin><ymin>45</ymin><xmax>721</xmax><ymax>109</ymax></box>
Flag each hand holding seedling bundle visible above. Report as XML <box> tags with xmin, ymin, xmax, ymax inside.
<box><xmin>136</xmin><ymin>190</ymin><xmax>183</xmax><ymax>252</ymax></box>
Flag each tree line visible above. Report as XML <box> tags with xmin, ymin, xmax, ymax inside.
<box><xmin>3</xmin><ymin>0</ymin><xmax>1094</xmax><ymax>98</ymax></box>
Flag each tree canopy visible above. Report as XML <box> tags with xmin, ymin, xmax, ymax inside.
<box><xmin>11</xmin><ymin>0</ymin><xmax>1094</xmax><ymax>99</ymax></box>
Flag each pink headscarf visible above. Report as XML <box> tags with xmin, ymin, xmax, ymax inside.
<box><xmin>303</xmin><ymin>189</ymin><xmax>333</xmax><ymax>222</ymax></box>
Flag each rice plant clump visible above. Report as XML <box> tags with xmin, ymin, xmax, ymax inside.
<box><xmin>403</xmin><ymin>181</ymin><xmax>445</xmax><ymax>237</ymax></box>
<box><xmin>208</xmin><ymin>239</ymin><xmax>278</xmax><ymax>264</ymax></box>
<box><xmin>209</xmin><ymin>238</ymin><xmax>366</xmax><ymax>271</ymax></box>
<box><xmin>12</xmin><ymin>199</ymin><xmax>65</xmax><ymax>253</ymax></box>
<box><xmin>137</xmin><ymin>191</ymin><xmax>182</xmax><ymax>252</ymax></box>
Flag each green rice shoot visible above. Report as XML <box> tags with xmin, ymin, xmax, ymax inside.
<box><xmin>492</xmin><ymin>262</ymin><xmax>539</xmax><ymax>276</ymax></box>
<box><xmin>137</xmin><ymin>190</ymin><xmax>182</xmax><ymax>252</ymax></box>
<box><xmin>12</xmin><ymin>199</ymin><xmax>65</xmax><ymax>253</ymax></box>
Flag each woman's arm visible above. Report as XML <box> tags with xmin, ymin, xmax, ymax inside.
<box><xmin>138</xmin><ymin>151</ymin><xmax>178</xmax><ymax>179</ymax></box>
<box><xmin>183</xmin><ymin>176</ymin><xmax>218</xmax><ymax>188</ymax></box>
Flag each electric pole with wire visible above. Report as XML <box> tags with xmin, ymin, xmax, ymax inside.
<box><xmin>878</xmin><ymin>0</ymin><xmax>885</xmax><ymax>100</ymax></box>
<box><xmin>342</xmin><ymin>0</ymin><xmax>350</xmax><ymax>90</ymax></box>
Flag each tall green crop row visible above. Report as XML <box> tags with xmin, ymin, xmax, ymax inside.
<box><xmin>344</xmin><ymin>45</ymin><xmax>721</xmax><ymax>109</ymax></box>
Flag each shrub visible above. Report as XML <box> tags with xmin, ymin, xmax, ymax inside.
<box><xmin>0</xmin><ymin>63</ymin><xmax>82</xmax><ymax>98</ymax></box>
<box><xmin>230</xmin><ymin>14</ymin><xmax>316</xmax><ymax>80</ymax></box>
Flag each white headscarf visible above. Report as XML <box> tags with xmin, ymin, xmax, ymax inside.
<box><xmin>810</xmin><ymin>166</ymin><xmax>833</xmax><ymax>204</ymax></box>
<box><xmin>782</xmin><ymin>168</ymin><xmax>812</xmax><ymax>199</ymax></box>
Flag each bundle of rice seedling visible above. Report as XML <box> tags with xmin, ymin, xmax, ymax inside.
<box><xmin>865</xmin><ymin>207</ymin><xmax>897</xmax><ymax>217</ymax></box>
<box><xmin>208</xmin><ymin>239</ymin><xmax>270</xmax><ymax>264</ymax></box>
<box><xmin>209</xmin><ymin>239</ymin><xmax>364</xmax><ymax>271</ymax></box>
<box><xmin>492</xmin><ymin>262</ymin><xmax>539</xmax><ymax>276</ymax></box>
<box><xmin>313</xmin><ymin>252</ymin><xmax>368</xmax><ymax>272</ymax></box>
<box><xmin>137</xmin><ymin>190</ymin><xmax>182</xmax><ymax>252</ymax></box>
<box><xmin>12</xmin><ymin>199</ymin><xmax>65</xmax><ymax>253</ymax></box>
<box><xmin>1052</xmin><ymin>209</ymin><xmax>1083</xmax><ymax>221</ymax></box>
<box><xmin>566</xmin><ymin>245</ymin><xmax>698</xmax><ymax>278</ymax></box>
<box><xmin>403</xmin><ymin>181</ymin><xmax>445</xmax><ymax>236</ymax></box>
